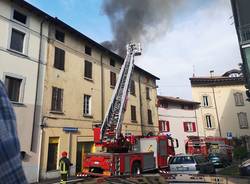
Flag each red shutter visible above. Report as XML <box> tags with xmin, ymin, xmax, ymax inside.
<box><xmin>159</xmin><ymin>121</ymin><xmax>162</xmax><ymax>131</ymax></box>
<box><xmin>192</xmin><ymin>122</ymin><xmax>196</xmax><ymax>132</ymax></box>
<box><xmin>166</xmin><ymin>121</ymin><xmax>170</xmax><ymax>132</ymax></box>
<box><xmin>183</xmin><ymin>122</ymin><xmax>188</xmax><ymax>132</ymax></box>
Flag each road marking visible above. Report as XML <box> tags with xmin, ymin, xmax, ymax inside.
<box><xmin>51</xmin><ymin>178</ymin><xmax>85</xmax><ymax>184</ymax></box>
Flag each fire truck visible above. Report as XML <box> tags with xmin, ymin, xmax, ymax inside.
<box><xmin>80</xmin><ymin>43</ymin><xmax>178</xmax><ymax>177</ymax></box>
<box><xmin>185</xmin><ymin>136</ymin><xmax>232</xmax><ymax>162</ymax></box>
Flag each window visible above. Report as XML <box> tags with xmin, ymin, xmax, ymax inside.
<box><xmin>13</xmin><ymin>10</ymin><xmax>27</xmax><ymax>24</ymax></box>
<box><xmin>10</xmin><ymin>29</ymin><xmax>25</xmax><ymax>53</ymax></box>
<box><xmin>146</xmin><ymin>87</ymin><xmax>150</xmax><ymax>99</ymax></box>
<box><xmin>202</xmin><ymin>95</ymin><xmax>209</xmax><ymax>107</ymax></box>
<box><xmin>54</xmin><ymin>47</ymin><xmax>65</xmax><ymax>70</ymax></box>
<box><xmin>148</xmin><ymin>109</ymin><xmax>153</xmax><ymax>124</ymax></box>
<box><xmin>47</xmin><ymin>137</ymin><xmax>59</xmax><ymax>171</ymax></box>
<box><xmin>51</xmin><ymin>87</ymin><xmax>63</xmax><ymax>112</ymax></box>
<box><xmin>4</xmin><ymin>76</ymin><xmax>22</xmax><ymax>102</ymax></box>
<box><xmin>130</xmin><ymin>80</ymin><xmax>135</xmax><ymax>95</ymax></box>
<box><xmin>131</xmin><ymin>105</ymin><xmax>137</xmax><ymax>122</ymax></box>
<box><xmin>159</xmin><ymin>102</ymin><xmax>168</xmax><ymax>108</ymax></box>
<box><xmin>55</xmin><ymin>30</ymin><xmax>65</xmax><ymax>42</ymax></box>
<box><xmin>84</xmin><ymin>60</ymin><xmax>92</xmax><ymax>79</ymax></box>
<box><xmin>183</xmin><ymin>122</ymin><xmax>196</xmax><ymax>132</ymax></box>
<box><xmin>83</xmin><ymin>95</ymin><xmax>91</xmax><ymax>115</ymax></box>
<box><xmin>159</xmin><ymin>121</ymin><xmax>170</xmax><ymax>132</ymax></box>
<box><xmin>110</xmin><ymin>71</ymin><xmax>116</xmax><ymax>87</ymax></box>
<box><xmin>110</xmin><ymin>59</ymin><xmax>115</xmax><ymax>67</ymax></box>
<box><xmin>181</xmin><ymin>105</ymin><xmax>193</xmax><ymax>110</ymax></box>
<box><xmin>85</xmin><ymin>45</ymin><xmax>92</xmax><ymax>56</ymax></box>
<box><xmin>234</xmin><ymin>92</ymin><xmax>244</xmax><ymax>106</ymax></box>
<box><xmin>205</xmin><ymin>115</ymin><xmax>213</xmax><ymax>129</ymax></box>
<box><xmin>238</xmin><ymin>112</ymin><xmax>248</xmax><ymax>129</ymax></box>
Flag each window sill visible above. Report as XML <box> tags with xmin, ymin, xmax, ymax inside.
<box><xmin>11</xmin><ymin>101</ymin><xmax>25</xmax><ymax>106</ymax></box>
<box><xmin>84</xmin><ymin>77</ymin><xmax>93</xmax><ymax>82</ymax></box>
<box><xmin>148</xmin><ymin>122</ymin><xmax>153</xmax><ymax>125</ymax></box>
<box><xmin>205</xmin><ymin>127</ymin><xmax>215</xmax><ymax>130</ymax></box>
<box><xmin>131</xmin><ymin>120</ymin><xmax>137</xmax><ymax>123</ymax></box>
<box><xmin>7</xmin><ymin>49</ymin><xmax>28</xmax><ymax>58</ymax></box>
<box><xmin>83</xmin><ymin>114</ymin><xmax>93</xmax><ymax>118</ymax></box>
<box><xmin>146</xmin><ymin>98</ymin><xmax>151</xmax><ymax>101</ymax></box>
<box><xmin>54</xmin><ymin>67</ymin><xmax>65</xmax><ymax>72</ymax></box>
<box><xmin>50</xmin><ymin>111</ymin><xmax>64</xmax><ymax>115</ymax></box>
<box><xmin>240</xmin><ymin>127</ymin><xmax>249</xmax><ymax>129</ymax></box>
<box><xmin>130</xmin><ymin>93</ymin><xmax>136</xmax><ymax>97</ymax></box>
<box><xmin>235</xmin><ymin>104</ymin><xmax>244</xmax><ymax>107</ymax></box>
<box><xmin>110</xmin><ymin>85</ymin><xmax>115</xmax><ymax>89</ymax></box>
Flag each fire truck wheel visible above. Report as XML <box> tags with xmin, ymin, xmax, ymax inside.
<box><xmin>132</xmin><ymin>162</ymin><xmax>141</xmax><ymax>175</ymax></box>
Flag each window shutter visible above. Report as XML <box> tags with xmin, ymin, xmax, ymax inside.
<box><xmin>192</xmin><ymin>122</ymin><xmax>196</xmax><ymax>132</ymax></box>
<box><xmin>183</xmin><ymin>122</ymin><xmax>188</xmax><ymax>132</ymax></box>
<box><xmin>166</xmin><ymin>121</ymin><xmax>170</xmax><ymax>132</ymax></box>
<box><xmin>159</xmin><ymin>121</ymin><xmax>162</xmax><ymax>131</ymax></box>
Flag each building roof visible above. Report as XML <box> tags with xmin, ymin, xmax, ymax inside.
<box><xmin>157</xmin><ymin>95</ymin><xmax>200</xmax><ymax>105</ymax></box>
<box><xmin>190</xmin><ymin>76</ymin><xmax>245</xmax><ymax>87</ymax></box>
<box><xmin>16</xmin><ymin>0</ymin><xmax>159</xmax><ymax>80</ymax></box>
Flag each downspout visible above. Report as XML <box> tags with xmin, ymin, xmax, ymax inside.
<box><xmin>101</xmin><ymin>54</ymin><xmax>104</xmax><ymax>121</ymax></box>
<box><xmin>33</xmin><ymin>18</ymin><xmax>47</xmax><ymax>182</ymax></box>
<box><xmin>194</xmin><ymin>105</ymin><xmax>199</xmax><ymax>136</ymax></box>
<box><xmin>31</xmin><ymin>18</ymin><xmax>46</xmax><ymax>151</ymax></box>
<box><xmin>138</xmin><ymin>76</ymin><xmax>143</xmax><ymax>135</ymax></box>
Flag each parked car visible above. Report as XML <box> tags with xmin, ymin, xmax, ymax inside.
<box><xmin>168</xmin><ymin>154</ymin><xmax>215</xmax><ymax>174</ymax></box>
<box><xmin>208</xmin><ymin>153</ymin><xmax>230</xmax><ymax>168</ymax></box>
<box><xmin>239</xmin><ymin>159</ymin><xmax>250</xmax><ymax>176</ymax></box>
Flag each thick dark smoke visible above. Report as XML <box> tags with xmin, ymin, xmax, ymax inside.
<box><xmin>101</xmin><ymin>0</ymin><xmax>183</xmax><ymax>57</ymax></box>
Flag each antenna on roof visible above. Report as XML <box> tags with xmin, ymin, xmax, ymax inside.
<box><xmin>192</xmin><ymin>65</ymin><xmax>195</xmax><ymax>77</ymax></box>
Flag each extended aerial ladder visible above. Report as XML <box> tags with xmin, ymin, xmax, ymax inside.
<box><xmin>98</xmin><ymin>43</ymin><xmax>141</xmax><ymax>149</ymax></box>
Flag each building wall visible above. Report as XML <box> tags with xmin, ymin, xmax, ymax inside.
<box><xmin>192</xmin><ymin>84</ymin><xmax>250</xmax><ymax>138</ymax></box>
<box><xmin>158</xmin><ymin>103</ymin><xmax>198</xmax><ymax>154</ymax></box>
<box><xmin>0</xmin><ymin>0</ymin><xmax>48</xmax><ymax>182</ymax></box>
<box><xmin>40</xmin><ymin>24</ymin><xmax>159</xmax><ymax>179</ymax></box>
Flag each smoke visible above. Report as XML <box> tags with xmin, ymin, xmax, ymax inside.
<box><xmin>101</xmin><ymin>0</ymin><xmax>183</xmax><ymax>56</ymax></box>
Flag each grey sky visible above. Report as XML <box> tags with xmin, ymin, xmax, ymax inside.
<box><xmin>27</xmin><ymin>0</ymin><xmax>242</xmax><ymax>100</ymax></box>
<box><xmin>136</xmin><ymin>0</ymin><xmax>241</xmax><ymax>99</ymax></box>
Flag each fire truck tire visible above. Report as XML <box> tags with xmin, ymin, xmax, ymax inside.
<box><xmin>132</xmin><ymin>162</ymin><xmax>141</xmax><ymax>175</ymax></box>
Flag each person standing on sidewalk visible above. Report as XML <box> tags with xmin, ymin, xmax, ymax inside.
<box><xmin>59</xmin><ymin>151</ymin><xmax>72</xmax><ymax>184</ymax></box>
<box><xmin>0</xmin><ymin>80</ymin><xmax>27</xmax><ymax>183</ymax></box>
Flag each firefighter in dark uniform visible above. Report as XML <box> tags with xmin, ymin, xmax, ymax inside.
<box><xmin>59</xmin><ymin>151</ymin><xmax>72</xmax><ymax>184</ymax></box>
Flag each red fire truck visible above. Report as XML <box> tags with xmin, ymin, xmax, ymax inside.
<box><xmin>185</xmin><ymin>136</ymin><xmax>232</xmax><ymax>162</ymax></box>
<box><xmin>79</xmin><ymin>43</ymin><xmax>178</xmax><ymax>177</ymax></box>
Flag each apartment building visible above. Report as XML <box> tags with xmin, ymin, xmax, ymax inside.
<box><xmin>190</xmin><ymin>69</ymin><xmax>250</xmax><ymax>151</ymax></box>
<box><xmin>158</xmin><ymin>96</ymin><xmax>200</xmax><ymax>154</ymax></box>
<box><xmin>0</xmin><ymin>0</ymin><xmax>49</xmax><ymax>182</ymax></box>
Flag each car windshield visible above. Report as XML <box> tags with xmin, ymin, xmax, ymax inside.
<box><xmin>171</xmin><ymin>156</ymin><xmax>195</xmax><ymax>164</ymax></box>
<box><xmin>195</xmin><ymin>155</ymin><xmax>208</xmax><ymax>163</ymax></box>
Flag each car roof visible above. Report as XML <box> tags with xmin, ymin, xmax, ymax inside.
<box><xmin>172</xmin><ymin>154</ymin><xmax>204</xmax><ymax>157</ymax></box>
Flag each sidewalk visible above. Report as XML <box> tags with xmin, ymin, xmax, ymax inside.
<box><xmin>34</xmin><ymin>176</ymin><xmax>85</xmax><ymax>184</ymax></box>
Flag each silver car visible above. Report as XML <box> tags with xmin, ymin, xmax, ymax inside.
<box><xmin>168</xmin><ymin>154</ymin><xmax>215</xmax><ymax>174</ymax></box>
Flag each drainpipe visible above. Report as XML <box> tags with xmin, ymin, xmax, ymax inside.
<box><xmin>194</xmin><ymin>105</ymin><xmax>199</xmax><ymax>136</ymax></box>
<box><xmin>138</xmin><ymin>76</ymin><xmax>143</xmax><ymax>135</ymax></box>
<box><xmin>31</xmin><ymin>18</ymin><xmax>46</xmax><ymax>151</ymax></box>
<box><xmin>101</xmin><ymin>54</ymin><xmax>104</xmax><ymax>121</ymax></box>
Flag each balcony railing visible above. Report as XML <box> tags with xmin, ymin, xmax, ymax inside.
<box><xmin>239</xmin><ymin>25</ymin><xmax>250</xmax><ymax>44</ymax></box>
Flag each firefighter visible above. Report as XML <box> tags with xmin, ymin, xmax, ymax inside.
<box><xmin>59</xmin><ymin>151</ymin><xmax>72</xmax><ymax>184</ymax></box>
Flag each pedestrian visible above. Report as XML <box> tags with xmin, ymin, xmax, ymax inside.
<box><xmin>59</xmin><ymin>151</ymin><xmax>72</xmax><ymax>184</ymax></box>
<box><xmin>0</xmin><ymin>80</ymin><xmax>27</xmax><ymax>183</ymax></box>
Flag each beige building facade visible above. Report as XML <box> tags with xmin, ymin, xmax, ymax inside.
<box><xmin>0</xmin><ymin>0</ymin><xmax>49</xmax><ymax>182</ymax></box>
<box><xmin>190</xmin><ymin>70</ymin><xmax>250</xmax><ymax>151</ymax></box>
<box><xmin>37</xmin><ymin>7</ymin><xmax>159</xmax><ymax>180</ymax></box>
